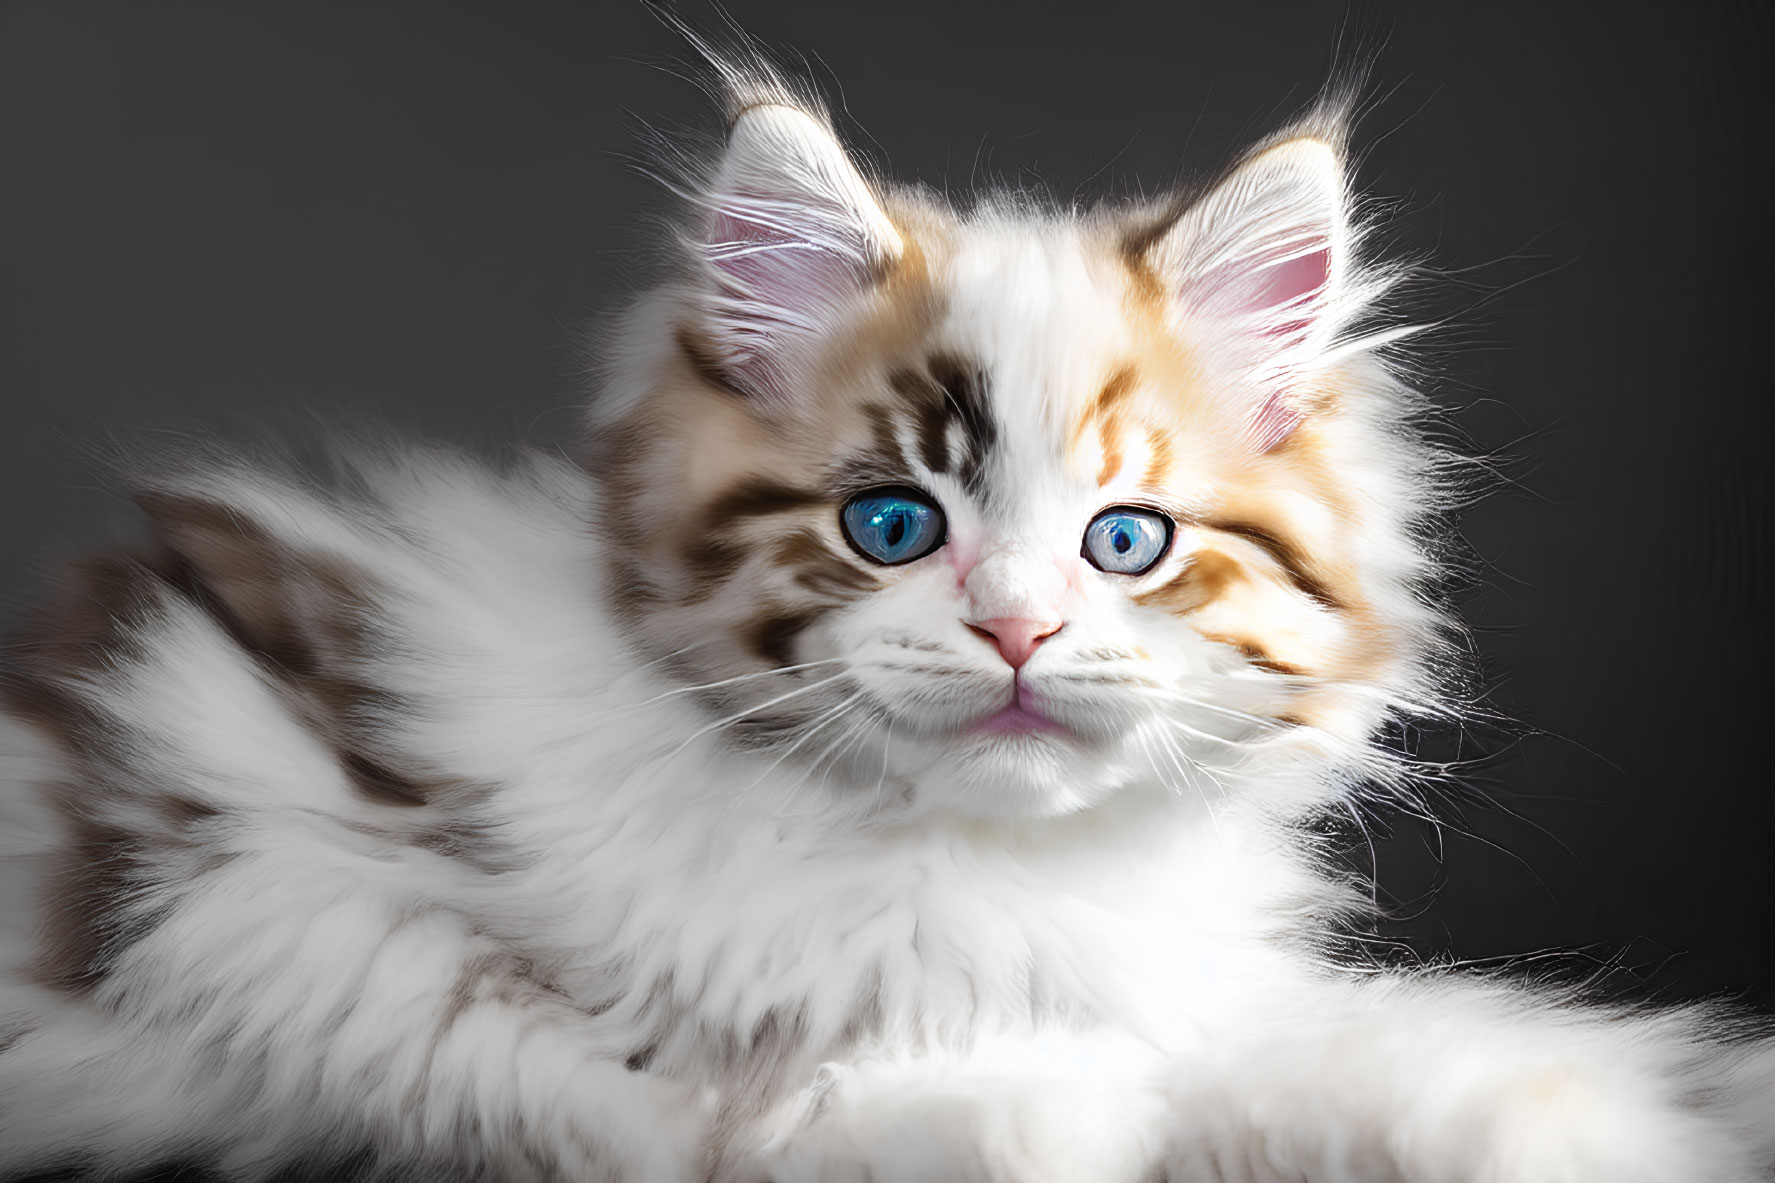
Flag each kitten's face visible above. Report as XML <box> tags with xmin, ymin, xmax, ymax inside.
<box><xmin>597</xmin><ymin>102</ymin><xmax>1430</xmax><ymax>820</ymax></box>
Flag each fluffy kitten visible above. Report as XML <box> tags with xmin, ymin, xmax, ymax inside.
<box><xmin>1</xmin><ymin>44</ymin><xmax>1770</xmax><ymax>1183</ymax></box>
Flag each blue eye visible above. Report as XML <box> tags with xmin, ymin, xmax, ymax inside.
<box><xmin>1082</xmin><ymin>506</ymin><xmax>1173</xmax><ymax>575</ymax></box>
<box><xmin>841</xmin><ymin>488</ymin><xmax>947</xmax><ymax>565</ymax></box>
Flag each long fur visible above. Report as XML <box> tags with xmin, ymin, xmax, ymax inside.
<box><xmin>1</xmin><ymin>38</ymin><xmax>1770</xmax><ymax>1183</ymax></box>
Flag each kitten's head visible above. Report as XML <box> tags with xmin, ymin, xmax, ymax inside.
<box><xmin>590</xmin><ymin>64</ymin><xmax>1445</xmax><ymax>821</ymax></box>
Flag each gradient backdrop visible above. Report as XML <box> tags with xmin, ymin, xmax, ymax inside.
<box><xmin>3</xmin><ymin>1</ymin><xmax>1770</xmax><ymax>1009</ymax></box>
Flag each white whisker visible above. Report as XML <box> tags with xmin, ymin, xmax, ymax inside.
<box><xmin>871</xmin><ymin>723</ymin><xmax>894</xmax><ymax>815</ymax></box>
<box><xmin>660</xmin><ymin>671</ymin><xmax>853</xmax><ymax>761</ymax></box>
<box><xmin>1148</xmin><ymin>721</ymin><xmax>1231</xmax><ymax>848</ymax></box>
<box><xmin>633</xmin><ymin>658</ymin><xmax>847</xmax><ymax>706</ymax></box>
<box><xmin>739</xmin><ymin>696</ymin><xmax>864</xmax><ymax>800</ymax></box>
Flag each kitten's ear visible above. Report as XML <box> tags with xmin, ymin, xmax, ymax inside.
<box><xmin>1144</xmin><ymin>137</ymin><xmax>1351</xmax><ymax>449</ymax></box>
<box><xmin>692</xmin><ymin>103</ymin><xmax>902</xmax><ymax>404</ymax></box>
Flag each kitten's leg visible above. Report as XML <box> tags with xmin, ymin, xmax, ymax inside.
<box><xmin>0</xmin><ymin>861</ymin><xmax>711</xmax><ymax>1181</ymax></box>
<box><xmin>1161</xmin><ymin>975</ymin><xmax>1775</xmax><ymax>1183</ymax></box>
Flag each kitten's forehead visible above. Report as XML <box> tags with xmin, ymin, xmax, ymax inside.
<box><xmin>927</xmin><ymin>222</ymin><xmax>1140</xmax><ymax>508</ymax></box>
<box><xmin>938</xmin><ymin>224</ymin><xmax>1134</xmax><ymax>421</ymax></box>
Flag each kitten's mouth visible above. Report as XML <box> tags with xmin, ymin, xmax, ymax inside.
<box><xmin>970</xmin><ymin>684</ymin><xmax>1067</xmax><ymax>737</ymax></box>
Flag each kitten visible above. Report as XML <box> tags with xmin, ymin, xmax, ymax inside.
<box><xmin>1</xmin><ymin>40</ymin><xmax>1770</xmax><ymax>1183</ymax></box>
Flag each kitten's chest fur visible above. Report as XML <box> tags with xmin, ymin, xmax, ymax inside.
<box><xmin>503</xmin><ymin>761</ymin><xmax>1307</xmax><ymax>1084</ymax></box>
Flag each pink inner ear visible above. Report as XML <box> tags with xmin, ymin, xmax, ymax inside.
<box><xmin>1214</xmin><ymin>245</ymin><xmax>1330</xmax><ymax>451</ymax></box>
<box><xmin>707</xmin><ymin>210</ymin><xmax>860</xmax><ymax>308</ymax></box>
<box><xmin>1240</xmin><ymin>247</ymin><xmax>1330</xmax><ymax>340</ymax></box>
<box><xmin>705</xmin><ymin>206</ymin><xmax>870</xmax><ymax>401</ymax></box>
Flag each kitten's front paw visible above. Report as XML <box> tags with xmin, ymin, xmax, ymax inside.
<box><xmin>727</xmin><ymin>1056</ymin><xmax>1168</xmax><ymax>1183</ymax></box>
<box><xmin>1445</xmin><ymin>1065</ymin><xmax>1760</xmax><ymax>1183</ymax></box>
<box><xmin>1152</xmin><ymin>1060</ymin><xmax>1764</xmax><ymax>1183</ymax></box>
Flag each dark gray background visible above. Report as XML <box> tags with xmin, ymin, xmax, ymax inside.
<box><xmin>3</xmin><ymin>1</ymin><xmax>1770</xmax><ymax>1008</ymax></box>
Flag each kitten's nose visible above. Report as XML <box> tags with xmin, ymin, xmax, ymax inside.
<box><xmin>966</xmin><ymin>617</ymin><xmax>1063</xmax><ymax>670</ymax></box>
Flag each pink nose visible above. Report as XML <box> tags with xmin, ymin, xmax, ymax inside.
<box><xmin>966</xmin><ymin>617</ymin><xmax>1063</xmax><ymax>670</ymax></box>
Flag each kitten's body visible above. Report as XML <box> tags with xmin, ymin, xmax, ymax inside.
<box><xmin>1</xmin><ymin>50</ymin><xmax>1770</xmax><ymax>1183</ymax></box>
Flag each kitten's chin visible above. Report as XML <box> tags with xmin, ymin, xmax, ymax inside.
<box><xmin>896</xmin><ymin>729</ymin><xmax>1136</xmax><ymax>821</ymax></box>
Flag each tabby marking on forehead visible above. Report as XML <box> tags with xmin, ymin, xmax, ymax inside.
<box><xmin>887</xmin><ymin>354</ymin><xmax>999</xmax><ymax>495</ymax></box>
<box><xmin>1070</xmin><ymin>365</ymin><xmax>1141</xmax><ymax>487</ymax></box>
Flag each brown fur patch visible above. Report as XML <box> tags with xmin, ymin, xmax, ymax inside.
<box><xmin>1086</xmin><ymin>369</ymin><xmax>1143</xmax><ymax>483</ymax></box>
<box><xmin>773</xmin><ymin>529</ymin><xmax>881</xmax><ymax>598</ymax></box>
<box><xmin>339</xmin><ymin>751</ymin><xmax>427</xmax><ymax>808</ymax></box>
<box><xmin>1142</xmin><ymin>426</ymin><xmax>1174</xmax><ymax>490</ymax></box>
<box><xmin>1067</xmin><ymin>366</ymin><xmax>1141</xmax><ymax>487</ymax></box>
<box><xmin>1097</xmin><ymin>425</ymin><xmax>1126</xmax><ymax>488</ymax></box>
<box><xmin>702</xmin><ymin>480</ymin><xmax>825</xmax><ymax>532</ymax></box>
<box><xmin>856</xmin><ymin>403</ymin><xmax>910</xmax><ymax>474</ymax></box>
<box><xmin>751</xmin><ymin>609</ymin><xmax>825</xmax><ymax>668</ymax></box>
<box><xmin>1091</xmin><ymin>367</ymin><xmax>1139</xmax><ymax>419</ymax></box>
<box><xmin>1118</xmin><ymin>203</ymin><xmax>1186</xmax><ymax>303</ymax></box>
<box><xmin>678</xmin><ymin>536</ymin><xmax>747</xmax><ymax>602</ymax></box>
<box><xmin>676</xmin><ymin>479</ymin><xmax>827</xmax><ymax>604</ymax></box>
<box><xmin>158</xmin><ymin>794</ymin><xmax>221</xmax><ymax>829</ymax></box>
<box><xmin>1135</xmin><ymin>548</ymin><xmax>1244</xmax><ymax>615</ymax></box>
<box><xmin>890</xmin><ymin>354</ymin><xmax>998</xmax><ymax>493</ymax></box>
<box><xmin>413</xmin><ymin>819</ymin><xmax>520</xmax><ymax>877</ymax></box>
<box><xmin>673</xmin><ymin>324</ymin><xmax>748</xmax><ymax>399</ymax></box>
<box><xmin>1198</xmin><ymin>633</ymin><xmax>1306</xmax><ymax>676</ymax></box>
<box><xmin>0</xmin><ymin>554</ymin><xmax>162</xmax><ymax>750</ymax></box>
<box><xmin>0</xmin><ymin>555</ymin><xmax>215</xmax><ymax>992</ymax></box>
<box><xmin>1203</xmin><ymin>520</ymin><xmax>1341</xmax><ymax>611</ymax></box>
<box><xmin>143</xmin><ymin>493</ymin><xmax>357</xmax><ymax>676</ymax></box>
<box><xmin>140</xmin><ymin>492</ymin><xmax>442</xmax><ymax>809</ymax></box>
<box><xmin>0</xmin><ymin>1020</ymin><xmax>31</xmax><ymax>1056</ymax></box>
<box><xmin>34</xmin><ymin>813</ymin><xmax>146</xmax><ymax>992</ymax></box>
